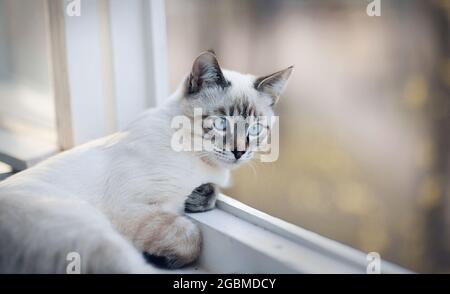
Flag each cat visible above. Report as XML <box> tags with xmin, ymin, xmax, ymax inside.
<box><xmin>0</xmin><ymin>51</ymin><xmax>292</xmax><ymax>273</ymax></box>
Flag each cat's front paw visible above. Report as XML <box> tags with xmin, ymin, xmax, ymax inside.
<box><xmin>185</xmin><ymin>183</ymin><xmax>217</xmax><ymax>213</ymax></box>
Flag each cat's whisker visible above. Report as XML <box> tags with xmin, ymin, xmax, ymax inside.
<box><xmin>195</xmin><ymin>153</ymin><xmax>209</xmax><ymax>159</ymax></box>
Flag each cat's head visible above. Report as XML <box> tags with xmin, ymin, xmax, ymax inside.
<box><xmin>179</xmin><ymin>50</ymin><xmax>293</xmax><ymax>169</ymax></box>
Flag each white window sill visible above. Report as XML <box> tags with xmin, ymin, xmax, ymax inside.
<box><xmin>186</xmin><ymin>194</ymin><xmax>412</xmax><ymax>274</ymax></box>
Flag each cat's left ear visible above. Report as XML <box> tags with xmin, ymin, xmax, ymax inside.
<box><xmin>254</xmin><ymin>66</ymin><xmax>294</xmax><ymax>105</ymax></box>
<box><xmin>186</xmin><ymin>51</ymin><xmax>229</xmax><ymax>95</ymax></box>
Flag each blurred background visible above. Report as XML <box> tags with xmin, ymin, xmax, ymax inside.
<box><xmin>0</xmin><ymin>0</ymin><xmax>449</xmax><ymax>273</ymax></box>
<box><xmin>166</xmin><ymin>0</ymin><xmax>450</xmax><ymax>273</ymax></box>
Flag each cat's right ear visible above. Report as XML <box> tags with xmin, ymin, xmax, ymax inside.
<box><xmin>254</xmin><ymin>66</ymin><xmax>293</xmax><ymax>106</ymax></box>
<box><xmin>186</xmin><ymin>51</ymin><xmax>230</xmax><ymax>95</ymax></box>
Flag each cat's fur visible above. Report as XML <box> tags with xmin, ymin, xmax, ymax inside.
<box><xmin>0</xmin><ymin>51</ymin><xmax>292</xmax><ymax>273</ymax></box>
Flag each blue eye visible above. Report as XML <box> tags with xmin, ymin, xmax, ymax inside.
<box><xmin>248</xmin><ymin>122</ymin><xmax>264</xmax><ymax>136</ymax></box>
<box><xmin>213</xmin><ymin>117</ymin><xmax>227</xmax><ymax>131</ymax></box>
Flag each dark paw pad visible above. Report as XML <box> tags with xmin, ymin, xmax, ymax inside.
<box><xmin>185</xmin><ymin>183</ymin><xmax>217</xmax><ymax>213</ymax></box>
<box><xmin>143</xmin><ymin>252</ymin><xmax>188</xmax><ymax>269</ymax></box>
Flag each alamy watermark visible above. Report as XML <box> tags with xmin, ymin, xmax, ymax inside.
<box><xmin>366</xmin><ymin>0</ymin><xmax>381</xmax><ymax>17</ymax></box>
<box><xmin>66</xmin><ymin>0</ymin><xmax>81</xmax><ymax>17</ymax></box>
<box><xmin>66</xmin><ymin>251</ymin><xmax>81</xmax><ymax>274</ymax></box>
<box><xmin>366</xmin><ymin>252</ymin><xmax>381</xmax><ymax>274</ymax></box>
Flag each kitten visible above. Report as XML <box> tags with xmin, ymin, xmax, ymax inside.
<box><xmin>0</xmin><ymin>51</ymin><xmax>292</xmax><ymax>273</ymax></box>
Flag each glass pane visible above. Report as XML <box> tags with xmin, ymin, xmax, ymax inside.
<box><xmin>167</xmin><ymin>0</ymin><xmax>450</xmax><ymax>273</ymax></box>
<box><xmin>0</xmin><ymin>0</ymin><xmax>56</xmax><ymax>143</ymax></box>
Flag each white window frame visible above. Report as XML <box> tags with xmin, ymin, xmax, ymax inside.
<box><xmin>0</xmin><ymin>0</ymin><xmax>411</xmax><ymax>274</ymax></box>
<box><xmin>48</xmin><ymin>0</ymin><xmax>169</xmax><ymax>148</ymax></box>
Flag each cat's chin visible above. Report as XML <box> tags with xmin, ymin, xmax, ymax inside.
<box><xmin>217</xmin><ymin>160</ymin><xmax>241</xmax><ymax>170</ymax></box>
<box><xmin>212</xmin><ymin>156</ymin><xmax>251</xmax><ymax>170</ymax></box>
<box><xmin>200</xmin><ymin>155</ymin><xmax>242</xmax><ymax>170</ymax></box>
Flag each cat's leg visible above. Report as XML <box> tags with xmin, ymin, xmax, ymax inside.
<box><xmin>125</xmin><ymin>208</ymin><xmax>201</xmax><ymax>269</ymax></box>
<box><xmin>185</xmin><ymin>183</ymin><xmax>218</xmax><ymax>213</ymax></box>
<box><xmin>0</xmin><ymin>194</ymin><xmax>162</xmax><ymax>274</ymax></box>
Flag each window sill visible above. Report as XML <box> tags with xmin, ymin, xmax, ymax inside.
<box><xmin>187</xmin><ymin>194</ymin><xmax>412</xmax><ymax>274</ymax></box>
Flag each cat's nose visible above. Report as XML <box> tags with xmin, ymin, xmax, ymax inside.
<box><xmin>232</xmin><ymin>149</ymin><xmax>245</xmax><ymax>160</ymax></box>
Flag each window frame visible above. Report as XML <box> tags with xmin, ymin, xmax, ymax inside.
<box><xmin>48</xmin><ymin>0</ymin><xmax>170</xmax><ymax>148</ymax></box>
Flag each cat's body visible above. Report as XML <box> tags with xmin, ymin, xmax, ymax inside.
<box><xmin>0</xmin><ymin>99</ymin><xmax>225</xmax><ymax>273</ymax></box>
<box><xmin>0</xmin><ymin>52</ymin><xmax>292</xmax><ymax>273</ymax></box>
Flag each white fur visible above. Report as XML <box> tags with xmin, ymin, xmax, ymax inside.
<box><xmin>0</xmin><ymin>63</ymin><xmax>290</xmax><ymax>273</ymax></box>
<box><xmin>0</xmin><ymin>70</ymin><xmax>260</xmax><ymax>274</ymax></box>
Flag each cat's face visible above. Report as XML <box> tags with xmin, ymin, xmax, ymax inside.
<box><xmin>179</xmin><ymin>51</ymin><xmax>292</xmax><ymax>169</ymax></box>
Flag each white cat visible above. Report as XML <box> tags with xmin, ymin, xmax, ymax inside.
<box><xmin>0</xmin><ymin>51</ymin><xmax>292</xmax><ymax>273</ymax></box>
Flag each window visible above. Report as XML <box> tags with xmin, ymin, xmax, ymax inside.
<box><xmin>0</xmin><ymin>0</ymin><xmax>56</xmax><ymax>143</ymax></box>
<box><xmin>1</xmin><ymin>0</ymin><xmax>447</xmax><ymax>274</ymax></box>
<box><xmin>166</xmin><ymin>0</ymin><xmax>450</xmax><ymax>273</ymax></box>
<box><xmin>0</xmin><ymin>0</ymin><xmax>58</xmax><ymax>171</ymax></box>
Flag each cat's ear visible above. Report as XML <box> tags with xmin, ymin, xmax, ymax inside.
<box><xmin>186</xmin><ymin>51</ymin><xmax>229</xmax><ymax>95</ymax></box>
<box><xmin>254</xmin><ymin>66</ymin><xmax>294</xmax><ymax>105</ymax></box>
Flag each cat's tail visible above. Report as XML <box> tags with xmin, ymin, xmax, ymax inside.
<box><xmin>0</xmin><ymin>193</ymin><xmax>161</xmax><ymax>274</ymax></box>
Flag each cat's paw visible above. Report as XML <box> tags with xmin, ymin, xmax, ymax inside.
<box><xmin>185</xmin><ymin>183</ymin><xmax>217</xmax><ymax>213</ymax></box>
<box><xmin>140</xmin><ymin>214</ymin><xmax>201</xmax><ymax>269</ymax></box>
<box><xmin>143</xmin><ymin>252</ymin><xmax>190</xmax><ymax>269</ymax></box>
